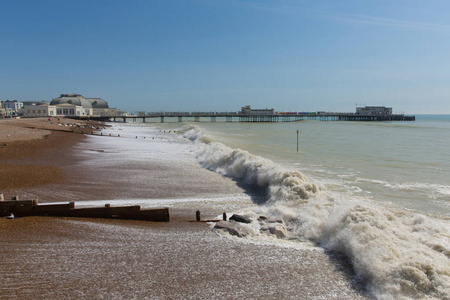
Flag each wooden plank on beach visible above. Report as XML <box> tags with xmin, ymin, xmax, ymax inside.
<box><xmin>68</xmin><ymin>206</ymin><xmax>169</xmax><ymax>222</ymax></box>
<box><xmin>31</xmin><ymin>204</ymin><xmax>73</xmax><ymax>216</ymax></box>
<box><xmin>0</xmin><ymin>199</ymin><xmax>170</xmax><ymax>222</ymax></box>
<box><xmin>69</xmin><ymin>205</ymin><xmax>141</xmax><ymax>218</ymax></box>
<box><xmin>121</xmin><ymin>208</ymin><xmax>170</xmax><ymax>222</ymax></box>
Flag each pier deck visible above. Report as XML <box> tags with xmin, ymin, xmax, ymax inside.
<box><xmin>70</xmin><ymin>113</ymin><xmax>415</xmax><ymax>123</ymax></box>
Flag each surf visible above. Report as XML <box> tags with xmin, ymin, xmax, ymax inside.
<box><xmin>184</xmin><ymin>125</ymin><xmax>450</xmax><ymax>300</ymax></box>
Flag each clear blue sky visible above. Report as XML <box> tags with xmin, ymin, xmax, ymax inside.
<box><xmin>1</xmin><ymin>0</ymin><xmax>450</xmax><ymax>114</ymax></box>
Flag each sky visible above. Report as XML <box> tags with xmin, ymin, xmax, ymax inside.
<box><xmin>1</xmin><ymin>0</ymin><xmax>450</xmax><ymax>114</ymax></box>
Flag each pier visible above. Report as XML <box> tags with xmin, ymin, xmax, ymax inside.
<box><xmin>87</xmin><ymin>112</ymin><xmax>415</xmax><ymax>123</ymax></box>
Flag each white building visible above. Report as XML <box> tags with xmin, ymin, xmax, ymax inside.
<box><xmin>356</xmin><ymin>106</ymin><xmax>393</xmax><ymax>116</ymax></box>
<box><xmin>22</xmin><ymin>93</ymin><xmax>118</xmax><ymax>117</ymax></box>
<box><xmin>50</xmin><ymin>93</ymin><xmax>118</xmax><ymax>116</ymax></box>
<box><xmin>23</xmin><ymin>103</ymin><xmax>92</xmax><ymax>117</ymax></box>
<box><xmin>0</xmin><ymin>101</ymin><xmax>6</xmax><ymax>117</ymax></box>
<box><xmin>1</xmin><ymin>100</ymin><xmax>23</xmax><ymax>116</ymax></box>
<box><xmin>241</xmin><ymin>105</ymin><xmax>276</xmax><ymax>115</ymax></box>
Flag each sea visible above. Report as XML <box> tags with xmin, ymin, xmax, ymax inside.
<box><xmin>86</xmin><ymin>114</ymin><xmax>449</xmax><ymax>299</ymax></box>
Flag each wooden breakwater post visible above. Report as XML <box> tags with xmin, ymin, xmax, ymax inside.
<box><xmin>192</xmin><ymin>210</ymin><xmax>227</xmax><ymax>223</ymax></box>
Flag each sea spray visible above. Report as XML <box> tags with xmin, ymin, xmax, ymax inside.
<box><xmin>310</xmin><ymin>201</ymin><xmax>450</xmax><ymax>299</ymax></box>
<box><xmin>184</xmin><ymin>126</ymin><xmax>450</xmax><ymax>300</ymax></box>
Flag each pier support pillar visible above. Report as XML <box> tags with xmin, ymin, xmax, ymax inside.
<box><xmin>178</xmin><ymin>116</ymin><xmax>182</xmax><ymax>122</ymax></box>
<box><xmin>195</xmin><ymin>116</ymin><xmax>199</xmax><ymax>122</ymax></box>
<box><xmin>161</xmin><ymin>116</ymin><xmax>165</xmax><ymax>123</ymax></box>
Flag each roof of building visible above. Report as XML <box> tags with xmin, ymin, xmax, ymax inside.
<box><xmin>50</xmin><ymin>94</ymin><xmax>90</xmax><ymax>108</ymax></box>
<box><xmin>86</xmin><ymin>98</ymin><xmax>109</xmax><ymax>109</ymax></box>
<box><xmin>50</xmin><ymin>93</ymin><xmax>109</xmax><ymax>109</ymax></box>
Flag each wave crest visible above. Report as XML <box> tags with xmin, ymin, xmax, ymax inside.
<box><xmin>196</xmin><ymin>142</ymin><xmax>321</xmax><ymax>202</ymax></box>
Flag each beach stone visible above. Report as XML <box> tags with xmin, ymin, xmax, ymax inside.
<box><xmin>214</xmin><ymin>221</ymin><xmax>252</xmax><ymax>237</ymax></box>
<box><xmin>260</xmin><ymin>223</ymin><xmax>288</xmax><ymax>239</ymax></box>
<box><xmin>229</xmin><ymin>214</ymin><xmax>252</xmax><ymax>224</ymax></box>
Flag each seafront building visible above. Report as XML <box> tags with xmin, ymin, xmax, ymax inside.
<box><xmin>22</xmin><ymin>93</ymin><xmax>119</xmax><ymax>117</ymax></box>
<box><xmin>241</xmin><ymin>105</ymin><xmax>276</xmax><ymax>115</ymax></box>
<box><xmin>355</xmin><ymin>106</ymin><xmax>393</xmax><ymax>115</ymax></box>
<box><xmin>1</xmin><ymin>100</ymin><xmax>23</xmax><ymax>117</ymax></box>
<box><xmin>0</xmin><ymin>101</ymin><xmax>5</xmax><ymax>117</ymax></box>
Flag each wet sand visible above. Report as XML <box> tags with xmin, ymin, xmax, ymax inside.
<box><xmin>0</xmin><ymin>118</ymin><xmax>371</xmax><ymax>299</ymax></box>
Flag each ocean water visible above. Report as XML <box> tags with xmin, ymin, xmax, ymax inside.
<box><xmin>97</xmin><ymin>115</ymin><xmax>449</xmax><ymax>299</ymax></box>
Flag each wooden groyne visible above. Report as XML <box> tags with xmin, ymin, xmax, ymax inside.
<box><xmin>0</xmin><ymin>197</ymin><xmax>169</xmax><ymax>222</ymax></box>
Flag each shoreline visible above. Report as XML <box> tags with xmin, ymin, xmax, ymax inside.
<box><xmin>0</xmin><ymin>118</ymin><xmax>370</xmax><ymax>299</ymax></box>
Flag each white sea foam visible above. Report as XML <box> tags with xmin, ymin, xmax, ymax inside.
<box><xmin>185</xmin><ymin>126</ymin><xmax>450</xmax><ymax>300</ymax></box>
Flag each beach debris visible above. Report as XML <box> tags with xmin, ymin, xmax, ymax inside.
<box><xmin>6</xmin><ymin>213</ymin><xmax>15</xmax><ymax>219</ymax></box>
<box><xmin>214</xmin><ymin>220</ymin><xmax>252</xmax><ymax>237</ymax></box>
<box><xmin>229</xmin><ymin>214</ymin><xmax>252</xmax><ymax>223</ymax></box>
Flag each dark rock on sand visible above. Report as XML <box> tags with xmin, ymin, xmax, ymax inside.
<box><xmin>230</xmin><ymin>214</ymin><xmax>252</xmax><ymax>223</ymax></box>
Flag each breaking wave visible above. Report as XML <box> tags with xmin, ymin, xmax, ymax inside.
<box><xmin>196</xmin><ymin>142</ymin><xmax>321</xmax><ymax>203</ymax></box>
<box><xmin>186</xmin><ymin>127</ymin><xmax>450</xmax><ymax>300</ymax></box>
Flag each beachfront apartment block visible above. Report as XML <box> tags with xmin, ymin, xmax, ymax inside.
<box><xmin>1</xmin><ymin>100</ymin><xmax>23</xmax><ymax>116</ymax></box>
